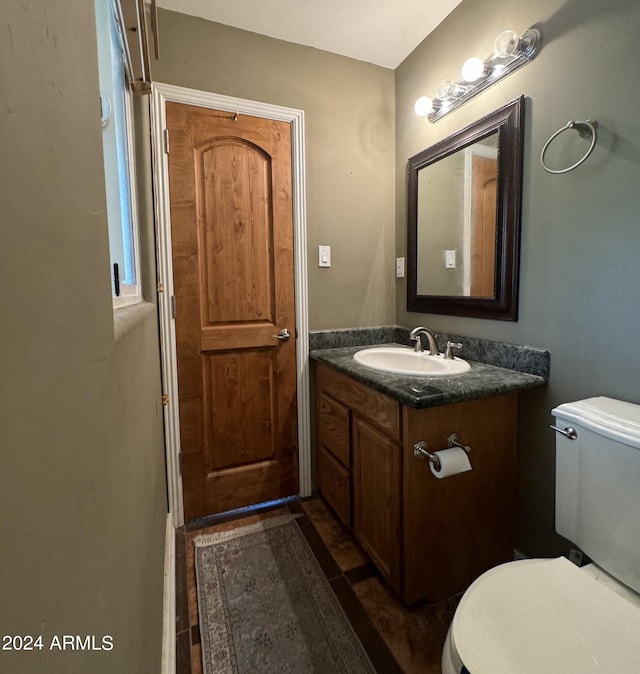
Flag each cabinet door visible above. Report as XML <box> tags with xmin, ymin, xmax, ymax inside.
<box><xmin>402</xmin><ymin>393</ymin><xmax>517</xmax><ymax>603</ymax></box>
<box><xmin>352</xmin><ymin>415</ymin><xmax>401</xmax><ymax>590</ymax></box>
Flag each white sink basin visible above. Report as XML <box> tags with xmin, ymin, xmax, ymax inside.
<box><xmin>353</xmin><ymin>347</ymin><xmax>471</xmax><ymax>377</ymax></box>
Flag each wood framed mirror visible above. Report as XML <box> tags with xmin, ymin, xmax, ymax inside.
<box><xmin>407</xmin><ymin>96</ymin><xmax>524</xmax><ymax>320</ymax></box>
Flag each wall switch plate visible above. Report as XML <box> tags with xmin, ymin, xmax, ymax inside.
<box><xmin>318</xmin><ymin>245</ymin><xmax>331</xmax><ymax>268</ymax></box>
<box><xmin>396</xmin><ymin>257</ymin><xmax>405</xmax><ymax>278</ymax></box>
<box><xmin>445</xmin><ymin>249</ymin><xmax>457</xmax><ymax>269</ymax></box>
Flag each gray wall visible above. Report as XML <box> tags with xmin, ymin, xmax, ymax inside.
<box><xmin>0</xmin><ymin>2</ymin><xmax>167</xmax><ymax>672</ymax></box>
<box><xmin>396</xmin><ymin>0</ymin><xmax>640</xmax><ymax>556</ymax></box>
<box><xmin>154</xmin><ymin>10</ymin><xmax>397</xmax><ymax>330</ymax></box>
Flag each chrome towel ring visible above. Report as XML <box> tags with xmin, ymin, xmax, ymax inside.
<box><xmin>540</xmin><ymin>119</ymin><xmax>597</xmax><ymax>174</ymax></box>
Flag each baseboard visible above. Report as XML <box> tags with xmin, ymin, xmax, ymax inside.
<box><xmin>161</xmin><ymin>513</ymin><xmax>176</xmax><ymax>674</ymax></box>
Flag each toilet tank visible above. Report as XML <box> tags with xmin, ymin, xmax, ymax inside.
<box><xmin>553</xmin><ymin>396</ymin><xmax>640</xmax><ymax>594</ymax></box>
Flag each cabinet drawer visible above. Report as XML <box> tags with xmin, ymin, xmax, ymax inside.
<box><xmin>318</xmin><ymin>446</ymin><xmax>351</xmax><ymax>528</ymax></box>
<box><xmin>318</xmin><ymin>392</ymin><xmax>351</xmax><ymax>468</ymax></box>
<box><xmin>316</xmin><ymin>363</ymin><xmax>400</xmax><ymax>440</ymax></box>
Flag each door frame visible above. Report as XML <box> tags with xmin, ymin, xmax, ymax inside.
<box><xmin>462</xmin><ymin>143</ymin><xmax>498</xmax><ymax>296</ymax></box>
<box><xmin>150</xmin><ymin>82</ymin><xmax>311</xmax><ymax>527</ymax></box>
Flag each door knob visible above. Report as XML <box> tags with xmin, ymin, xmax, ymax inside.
<box><xmin>273</xmin><ymin>328</ymin><xmax>291</xmax><ymax>341</ymax></box>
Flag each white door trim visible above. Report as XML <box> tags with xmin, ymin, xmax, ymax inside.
<box><xmin>161</xmin><ymin>514</ymin><xmax>175</xmax><ymax>674</ymax></box>
<box><xmin>150</xmin><ymin>82</ymin><xmax>311</xmax><ymax>527</ymax></box>
<box><xmin>462</xmin><ymin>143</ymin><xmax>498</xmax><ymax>296</ymax></box>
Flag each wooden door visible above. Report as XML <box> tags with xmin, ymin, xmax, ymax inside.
<box><xmin>470</xmin><ymin>155</ymin><xmax>497</xmax><ymax>297</ymax></box>
<box><xmin>352</xmin><ymin>416</ymin><xmax>401</xmax><ymax>591</ymax></box>
<box><xmin>166</xmin><ymin>102</ymin><xmax>298</xmax><ymax>521</ymax></box>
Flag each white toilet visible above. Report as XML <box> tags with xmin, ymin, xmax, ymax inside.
<box><xmin>441</xmin><ymin>396</ymin><xmax>640</xmax><ymax>674</ymax></box>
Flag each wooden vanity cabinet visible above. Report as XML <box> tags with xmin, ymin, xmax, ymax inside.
<box><xmin>315</xmin><ymin>361</ymin><xmax>518</xmax><ymax>604</ymax></box>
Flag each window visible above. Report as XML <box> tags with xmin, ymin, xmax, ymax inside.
<box><xmin>95</xmin><ymin>0</ymin><xmax>141</xmax><ymax>306</ymax></box>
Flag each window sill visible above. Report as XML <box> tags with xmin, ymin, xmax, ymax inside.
<box><xmin>112</xmin><ymin>288</ymin><xmax>142</xmax><ymax>310</ymax></box>
<box><xmin>113</xmin><ymin>300</ymin><xmax>156</xmax><ymax>343</ymax></box>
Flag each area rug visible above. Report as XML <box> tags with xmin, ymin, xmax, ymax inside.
<box><xmin>194</xmin><ymin>514</ymin><xmax>375</xmax><ymax>673</ymax></box>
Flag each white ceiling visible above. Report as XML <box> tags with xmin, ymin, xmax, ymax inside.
<box><xmin>157</xmin><ymin>0</ymin><xmax>464</xmax><ymax>69</ymax></box>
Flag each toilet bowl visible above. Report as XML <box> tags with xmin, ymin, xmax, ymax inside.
<box><xmin>442</xmin><ymin>397</ymin><xmax>640</xmax><ymax>674</ymax></box>
<box><xmin>441</xmin><ymin>556</ymin><xmax>640</xmax><ymax>674</ymax></box>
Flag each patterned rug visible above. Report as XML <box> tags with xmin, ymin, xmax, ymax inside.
<box><xmin>194</xmin><ymin>514</ymin><xmax>375</xmax><ymax>673</ymax></box>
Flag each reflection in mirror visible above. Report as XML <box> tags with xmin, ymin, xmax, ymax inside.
<box><xmin>416</xmin><ymin>133</ymin><xmax>498</xmax><ymax>298</ymax></box>
<box><xmin>407</xmin><ymin>96</ymin><xmax>524</xmax><ymax>321</ymax></box>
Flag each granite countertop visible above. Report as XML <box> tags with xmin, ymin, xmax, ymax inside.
<box><xmin>311</xmin><ymin>343</ymin><xmax>547</xmax><ymax>410</ymax></box>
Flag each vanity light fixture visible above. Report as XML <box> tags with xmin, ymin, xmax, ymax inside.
<box><xmin>415</xmin><ymin>27</ymin><xmax>542</xmax><ymax>123</ymax></box>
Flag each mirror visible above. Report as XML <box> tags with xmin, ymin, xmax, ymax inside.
<box><xmin>407</xmin><ymin>96</ymin><xmax>524</xmax><ymax>320</ymax></box>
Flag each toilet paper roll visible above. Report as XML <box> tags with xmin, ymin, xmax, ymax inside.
<box><xmin>430</xmin><ymin>447</ymin><xmax>472</xmax><ymax>479</ymax></box>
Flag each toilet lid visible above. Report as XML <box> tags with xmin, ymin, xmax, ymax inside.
<box><xmin>452</xmin><ymin>557</ymin><xmax>640</xmax><ymax>674</ymax></box>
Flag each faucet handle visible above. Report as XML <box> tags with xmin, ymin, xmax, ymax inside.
<box><xmin>444</xmin><ymin>340</ymin><xmax>463</xmax><ymax>360</ymax></box>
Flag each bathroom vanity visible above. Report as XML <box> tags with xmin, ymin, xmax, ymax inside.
<box><xmin>311</xmin><ymin>331</ymin><xmax>548</xmax><ymax>604</ymax></box>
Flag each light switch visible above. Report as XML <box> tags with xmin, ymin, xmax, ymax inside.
<box><xmin>445</xmin><ymin>249</ymin><xmax>457</xmax><ymax>269</ymax></box>
<box><xmin>318</xmin><ymin>245</ymin><xmax>331</xmax><ymax>268</ymax></box>
<box><xmin>396</xmin><ymin>257</ymin><xmax>405</xmax><ymax>278</ymax></box>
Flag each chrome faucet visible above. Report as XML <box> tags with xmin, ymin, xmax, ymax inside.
<box><xmin>409</xmin><ymin>326</ymin><xmax>439</xmax><ymax>356</ymax></box>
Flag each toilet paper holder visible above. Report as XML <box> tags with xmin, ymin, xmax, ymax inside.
<box><xmin>413</xmin><ymin>433</ymin><xmax>471</xmax><ymax>472</ymax></box>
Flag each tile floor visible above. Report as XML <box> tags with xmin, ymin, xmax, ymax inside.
<box><xmin>175</xmin><ymin>496</ymin><xmax>459</xmax><ymax>674</ymax></box>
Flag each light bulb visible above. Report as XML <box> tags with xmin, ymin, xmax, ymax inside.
<box><xmin>435</xmin><ymin>80</ymin><xmax>455</xmax><ymax>101</ymax></box>
<box><xmin>414</xmin><ymin>96</ymin><xmax>433</xmax><ymax>117</ymax></box>
<box><xmin>435</xmin><ymin>79</ymin><xmax>467</xmax><ymax>101</ymax></box>
<box><xmin>494</xmin><ymin>29</ymin><xmax>520</xmax><ymax>57</ymax></box>
<box><xmin>461</xmin><ymin>57</ymin><xmax>485</xmax><ymax>82</ymax></box>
